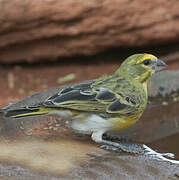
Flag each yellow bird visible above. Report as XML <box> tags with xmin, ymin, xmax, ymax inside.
<box><xmin>3</xmin><ymin>54</ymin><xmax>167</xmax><ymax>152</ymax></box>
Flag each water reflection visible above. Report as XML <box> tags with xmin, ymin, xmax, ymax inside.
<box><xmin>143</xmin><ymin>144</ymin><xmax>179</xmax><ymax>165</ymax></box>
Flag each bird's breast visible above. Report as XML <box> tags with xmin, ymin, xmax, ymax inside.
<box><xmin>108</xmin><ymin>113</ymin><xmax>141</xmax><ymax>132</ymax></box>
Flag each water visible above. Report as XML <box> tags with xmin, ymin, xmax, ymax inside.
<box><xmin>144</xmin><ymin>133</ymin><xmax>179</xmax><ymax>164</ymax></box>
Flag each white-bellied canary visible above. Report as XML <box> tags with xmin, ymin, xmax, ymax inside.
<box><xmin>3</xmin><ymin>53</ymin><xmax>167</xmax><ymax>152</ymax></box>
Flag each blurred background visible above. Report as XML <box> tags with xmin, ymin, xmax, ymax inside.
<box><xmin>0</xmin><ymin>0</ymin><xmax>179</xmax><ymax>107</ymax></box>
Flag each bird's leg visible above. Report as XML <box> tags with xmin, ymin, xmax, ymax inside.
<box><xmin>91</xmin><ymin>130</ymin><xmax>144</xmax><ymax>154</ymax></box>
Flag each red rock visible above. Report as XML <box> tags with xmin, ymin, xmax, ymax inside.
<box><xmin>0</xmin><ymin>0</ymin><xmax>179</xmax><ymax>62</ymax></box>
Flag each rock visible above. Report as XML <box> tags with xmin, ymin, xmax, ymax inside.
<box><xmin>0</xmin><ymin>0</ymin><xmax>179</xmax><ymax>62</ymax></box>
<box><xmin>0</xmin><ymin>137</ymin><xmax>178</xmax><ymax>180</ymax></box>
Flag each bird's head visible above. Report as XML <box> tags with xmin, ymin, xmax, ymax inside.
<box><xmin>116</xmin><ymin>53</ymin><xmax>167</xmax><ymax>83</ymax></box>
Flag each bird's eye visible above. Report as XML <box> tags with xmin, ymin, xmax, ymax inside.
<box><xmin>143</xmin><ymin>59</ymin><xmax>152</xmax><ymax>66</ymax></box>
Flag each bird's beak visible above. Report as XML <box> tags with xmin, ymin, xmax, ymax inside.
<box><xmin>156</xmin><ymin>59</ymin><xmax>167</xmax><ymax>72</ymax></box>
<box><xmin>157</xmin><ymin>59</ymin><xmax>167</xmax><ymax>67</ymax></box>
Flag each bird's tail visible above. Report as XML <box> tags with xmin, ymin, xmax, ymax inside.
<box><xmin>4</xmin><ymin>106</ymin><xmax>54</xmax><ymax>118</ymax></box>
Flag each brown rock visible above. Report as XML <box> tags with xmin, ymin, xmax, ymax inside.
<box><xmin>0</xmin><ymin>137</ymin><xmax>178</xmax><ymax>179</ymax></box>
<box><xmin>0</xmin><ymin>0</ymin><xmax>179</xmax><ymax>62</ymax></box>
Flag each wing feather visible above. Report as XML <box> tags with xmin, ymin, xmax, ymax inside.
<box><xmin>96</xmin><ymin>89</ymin><xmax>116</xmax><ymax>102</ymax></box>
<box><xmin>42</xmin><ymin>79</ymin><xmax>138</xmax><ymax>114</ymax></box>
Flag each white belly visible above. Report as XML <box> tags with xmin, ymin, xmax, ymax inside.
<box><xmin>71</xmin><ymin>114</ymin><xmax>112</xmax><ymax>134</ymax></box>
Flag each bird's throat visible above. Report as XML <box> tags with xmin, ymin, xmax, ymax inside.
<box><xmin>139</xmin><ymin>71</ymin><xmax>152</xmax><ymax>84</ymax></box>
<box><xmin>137</xmin><ymin>71</ymin><xmax>152</xmax><ymax>97</ymax></box>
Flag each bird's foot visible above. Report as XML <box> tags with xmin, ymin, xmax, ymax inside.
<box><xmin>91</xmin><ymin>131</ymin><xmax>144</xmax><ymax>154</ymax></box>
<box><xmin>100</xmin><ymin>140</ymin><xmax>145</xmax><ymax>154</ymax></box>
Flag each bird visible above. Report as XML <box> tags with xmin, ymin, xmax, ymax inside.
<box><xmin>2</xmin><ymin>53</ymin><xmax>167</xmax><ymax>152</ymax></box>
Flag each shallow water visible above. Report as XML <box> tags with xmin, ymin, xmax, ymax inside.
<box><xmin>148</xmin><ymin>133</ymin><xmax>179</xmax><ymax>161</ymax></box>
